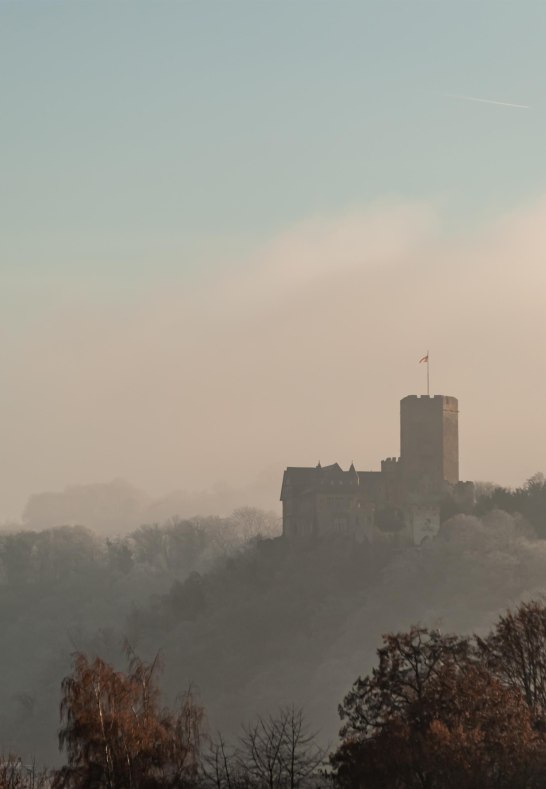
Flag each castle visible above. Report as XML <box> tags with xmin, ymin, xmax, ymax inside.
<box><xmin>280</xmin><ymin>394</ymin><xmax>472</xmax><ymax>545</ymax></box>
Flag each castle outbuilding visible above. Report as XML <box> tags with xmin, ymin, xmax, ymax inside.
<box><xmin>280</xmin><ymin>395</ymin><xmax>471</xmax><ymax>545</ymax></box>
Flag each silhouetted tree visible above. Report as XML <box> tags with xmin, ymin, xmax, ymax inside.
<box><xmin>332</xmin><ymin>626</ymin><xmax>543</xmax><ymax>788</ymax></box>
<box><xmin>203</xmin><ymin>735</ymin><xmax>240</xmax><ymax>789</ymax></box>
<box><xmin>478</xmin><ymin>599</ymin><xmax>546</xmax><ymax>727</ymax></box>
<box><xmin>208</xmin><ymin>707</ymin><xmax>325</xmax><ymax>789</ymax></box>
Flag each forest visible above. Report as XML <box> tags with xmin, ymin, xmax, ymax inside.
<box><xmin>2</xmin><ymin>476</ymin><xmax>546</xmax><ymax>785</ymax></box>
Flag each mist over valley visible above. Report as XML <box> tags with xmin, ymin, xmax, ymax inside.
<box><xmin>3</xmin><ymin>1</ymin><xmax>546</xmax><ymax>785</ymax></box>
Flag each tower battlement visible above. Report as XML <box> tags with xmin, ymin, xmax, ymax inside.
<box><xmin>401</xmin><ymin>394</ymin><xmax>458</xmax><ymax>406</ymax></box>
<box><xmin>381</xmin><ymin>457</ymin><xmax>400</xmax><ymax>473</ymax></box>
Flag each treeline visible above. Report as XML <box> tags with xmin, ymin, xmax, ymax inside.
<box><xmin>443</xmin><ymin>473</ymin><xmax>546</xmax><ymax>537</ymax></box>
<box><xmin>0</xmin><ymin>508</ymin><xmax>280</xmax><ymax>585</ymax></box>
<box><xmin>474</xmin><ymin>473</ymin><xmax>546</xmax><ymax>536</ymax></box>
<box><xmin>7</xmin><ymin>600</ymin><xmax>546</xmax><ymax>788</ymax></box>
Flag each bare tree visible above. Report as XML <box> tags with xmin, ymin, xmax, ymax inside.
<box><xmin>240</xmin><ymin>713</ymin><xmax>286</xmax><ymax>789</ymax></box>
<box><xmin>203</xmin><ymin>734</ymin><xmax>239</xmax><ymax>789</ymax></box>
<box><xmin>238</xmin><ymin>707</ymin><xmax>324</xmax><ymax>789</ymax></box>
<box><xmin>0</xmin><ymin>757</ymin><xmax>48</xmax><ymax>789</ymax></box>
<box><xmin>278</xmin><ymin>707</ymin><xmax>324</xmax><ymax>789</ymax></box>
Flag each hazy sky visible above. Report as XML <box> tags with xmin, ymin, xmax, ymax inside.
<box><xmin>2</xmin><ymin>1</ymin><xmax>546</xmax><ymax>520</ymax></box>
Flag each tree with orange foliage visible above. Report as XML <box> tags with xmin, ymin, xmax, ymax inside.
<box><xmin>52</xmin><ymin>649</ymin><xmax>204</xmax><ymax>789</ymax></box>
<box><xmin>331</xmin><ymin>627</ymin><xmax>544</xmax><ymax>789</ymax></box>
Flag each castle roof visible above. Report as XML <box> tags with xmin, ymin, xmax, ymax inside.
<box><xmin>280</xmin><ymin>463</ymin><xmax>382</xmax><ymax>500</ymax></box>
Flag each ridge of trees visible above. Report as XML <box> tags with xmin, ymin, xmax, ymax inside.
<box><xmin>0</xmin><ymin>508</ymin><xmax>280</xmax><ymax>587</ymax></box>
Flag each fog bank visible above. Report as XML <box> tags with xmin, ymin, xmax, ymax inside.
<box><xmin>4</xmin><ymin>198</ymin><xmax>546</xmax><ymax>521</ymax></box>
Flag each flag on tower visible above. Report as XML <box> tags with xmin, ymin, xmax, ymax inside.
<box><xmin>419</xmin><ymin>354</ymin><xmax>429</xmax><ymax>364</ymax></box>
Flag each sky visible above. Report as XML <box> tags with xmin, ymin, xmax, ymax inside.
<box><xmin>1</xmin><ymin>1</ymin><xmax>546</xmax><ymax>521</ymax></box>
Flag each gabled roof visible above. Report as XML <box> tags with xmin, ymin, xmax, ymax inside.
<box><xmin>280</xmin><ymin>463</ymin><xmax>362</xmax><ymax>500</ymax></box>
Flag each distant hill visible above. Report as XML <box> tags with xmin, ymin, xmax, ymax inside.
<box><xmin>19</xmin><ymin>470</ymin><xmax>280</xmax><ymax>534</ymax></box>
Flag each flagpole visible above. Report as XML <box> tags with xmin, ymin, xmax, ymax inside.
<box><xmin>427</xmin><ymin>351</ymin><xmax>430</xmax><ymax>396</ymax></box>
<box><xmin>418</xmin><ymin>351</ymin><xmax>430</xmax><ymax>394</ymax></box>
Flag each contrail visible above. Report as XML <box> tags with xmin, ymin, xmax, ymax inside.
<box><xmin>442</xmin><ymin>92</ymin><xmax>530</xmax><ymax>109</ymax></box>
